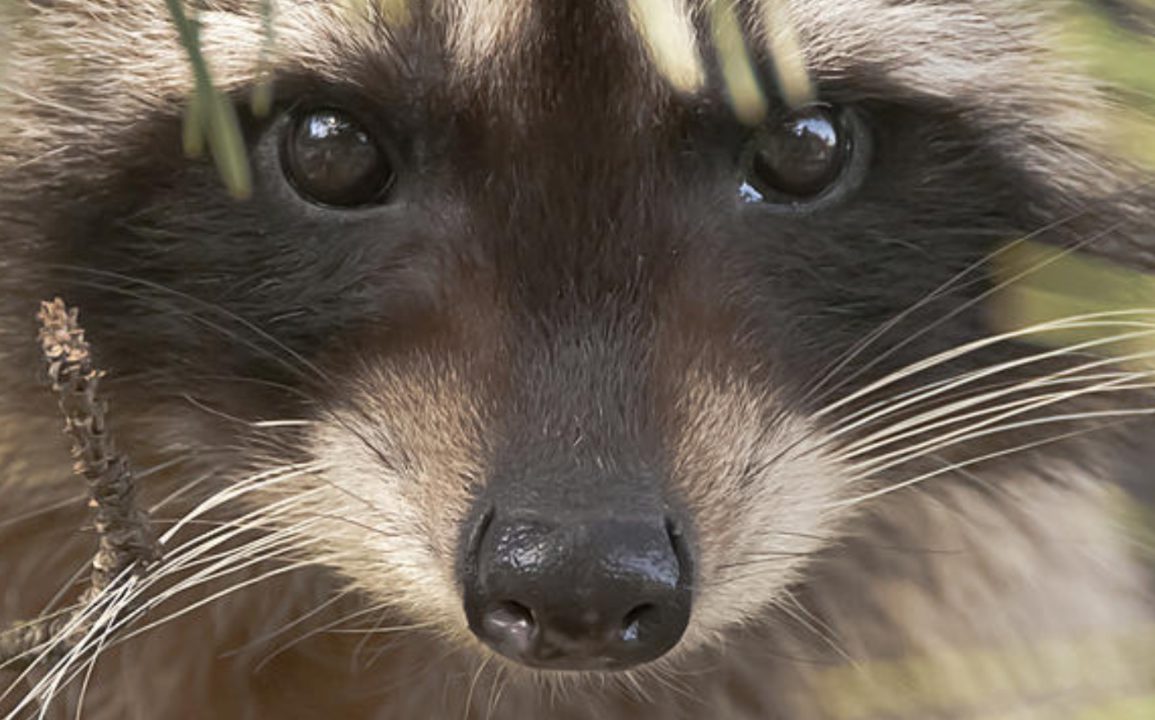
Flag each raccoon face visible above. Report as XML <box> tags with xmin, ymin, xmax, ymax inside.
<box><xmin>1</xmin><ymin>0</ymin><xmax>1146</xmax><ymax>677</ymax></box>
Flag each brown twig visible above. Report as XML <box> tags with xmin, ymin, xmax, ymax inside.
<box><xmin>0</xmin><ymin>299</ymin><xmax>161</xmax><ymax>672</ymax></box>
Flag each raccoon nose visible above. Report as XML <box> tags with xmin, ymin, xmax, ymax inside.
<box><xmin>463</xmin><ymin>513</ymin><xmax>692</xmax><ymax>671</ymax></box>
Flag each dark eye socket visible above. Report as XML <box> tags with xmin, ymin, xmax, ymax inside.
<box><xmin>282</xmin><ymin>108</ymin><xmax>395</xmax><ymax>207</ymax></box>
<box><xmin>740</xmin><ymin>105</ymin><xmax>857</xmax><ymax>205</ymax></box>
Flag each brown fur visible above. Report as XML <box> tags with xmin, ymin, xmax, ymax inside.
<box><xmin>2</xmin><ymin>1</ymin><xmax>1154</xmax><ymax>718</ymax></box>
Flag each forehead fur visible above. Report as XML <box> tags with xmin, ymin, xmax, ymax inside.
<box><xmin>0</xmin><ymin>1</ymin><xmax>1123</xmax><ymax>178</ymax></box>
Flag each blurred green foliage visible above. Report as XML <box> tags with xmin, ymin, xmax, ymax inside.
<box><xmin>1065</xmin><ymin>1</ymin><xmax>1155</xmax><ymax>103</ymax></box>
<box><xmin>1060</xmin><ymin>0</ymin><xmax>1155</xmax><ymax>169</ymax></box>
<box><xmin>814</xmin><ymin>621</ymin><xmax>1155</xmax><ymax>719</ymax></box>
<box><xmin>166</xmin><ymin>0</ymin><xmax>252</xmax><ymax>199</ymax></box>
<box><xmin>991</xmin><ymin>3</ymin><xmax>1155</xmax><ymax>373</ymax></box>
<box><xmin>40</xmin><ymin>0</ymin><xmax>1151</xmax><ymax>202</ymax></box>
<box><xmin>990</xmin><ymin>241</ymin><xmax>1155</xmax><ymax>370</ymax></box>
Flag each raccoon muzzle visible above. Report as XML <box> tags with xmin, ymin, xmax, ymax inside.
<box><xmin>462</xmin><ymin>508</ymin><xmax>693</xmax><ymax>671</ymax></box>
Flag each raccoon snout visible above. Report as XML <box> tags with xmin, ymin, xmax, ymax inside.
<box><xmin>462</xmin><ymin>512</ymin><xmax>693</xmax><ymax>671</ymax></box>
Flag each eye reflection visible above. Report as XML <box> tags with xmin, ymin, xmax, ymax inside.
<box><xmin>281</xmin><ymin>107</ymin><xmax>394</xmax><ymax>208</ymax></box>
<box><xmin>740</xmin><ymin>105</ymin><xmax>856</xmax><ymax>205</ymax></box>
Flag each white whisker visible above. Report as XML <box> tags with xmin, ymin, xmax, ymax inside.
<box><xmin>251</xmin><ymin>419</ymin><xmax>316</xmax><ymax>428</ymax></box>
<box><xmin>117</xmin><ymin>551</ymin><xmax>344</xmax><ymax>648</ymax></box>
<box><xmin>834</xmin><ymin>410</ymin><xmax>1154</xmax><ymax>507</ymax></box>
<box><xmin>841</xmin><ymin>375</ymin><xmax>1155</xmax><ymax>475</ymax></box>
<box><xmin>804</xmin><ymin>214</ymin><xmax>1139</xmax><ymax>409</ymax></box>
<box><xmin>159</xmin><ymin>462</ymin><xmax>326</xmax><ymax>544</ymax></box>
<box><xmin>841</xmin><ymin>376</ymin><xmax>1147</xmax><ymax>463</ymax></box>
<box><xmin>838</xmin><ymin>352</ymin><xmax>1155</xmax><ymax>460</ymax></box>
<box><xmin>222</xmin><ymin>590</ymin><xmax>352</xmax><ymax>660</ymax></box>
<box><xmin>824</xmin><ymin>321</ymin><xmax>1155</xmax><ymax>439</ymax></box>
<box><xmin>815</xmin><ymin>310</ymin><xmax>1155</xmax><ymax>422</ymax></box>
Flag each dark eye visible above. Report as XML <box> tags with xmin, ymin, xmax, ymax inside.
<box><xmin>282</xmin><ymin>108</ymin><xmax>394</xmax><ymax>207</ymax></box>
<box><xmin>740</xmin><ymin>105</ymin><xmax>863</xmax><ymax>206</ymax></box>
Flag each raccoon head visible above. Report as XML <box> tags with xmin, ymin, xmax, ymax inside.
<box><xmin>1</xmin><ymin>0</ymin><xmax>1149</xmax><ymax>677</ymax></box>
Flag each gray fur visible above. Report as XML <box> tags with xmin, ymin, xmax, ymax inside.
<box><xmin>1</xmin><ymin>1</ymin><xmax>1153</xmax><ymax>717</ymax></box>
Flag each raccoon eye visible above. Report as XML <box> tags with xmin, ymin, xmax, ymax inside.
<box><xmin>281</xmin><ymin>108</ymin><xmax>394</xmax><ymax>207</ymax></box>
<box><xmin>740</xmin><ymin>105</ymin><xmax>860</xmax><ymax>206</ymax></box>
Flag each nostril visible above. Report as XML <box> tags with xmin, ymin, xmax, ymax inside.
<box><xmin>620</xmin><ymin>603</ymin><xmax>656</xmax><ymax>643</ymax></box>
<box><xmin>486</xmin><ymin>601</ymin><xmax>534</xmax><ymax>634</ymax></box>
<box><xmin>464</xmin><ymin>511</ymin><xmax>694</xmax><ymax>670</ymax></box>
<box><xmin>481</xmin><ymin>601</ymin><xmax>536</xmax><ymax>657</ymax></box>
<box><xmin>666</xmin><ymin>516</ymin><xmax>693</xmax><ymax>582</ymax></box>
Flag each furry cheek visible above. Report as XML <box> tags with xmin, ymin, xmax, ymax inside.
<box><xmin>298</xmin><ymin>354</ymin><xmax>852</xmax><ymax>664</ymax></box>
<box><xmin>299</xmin><ymin>362</ymin><xmax>487</xmax><ymax>641</ymax></box>
<box><xmin>665</xmin><ymin>369</ymin><xmax>851</xmax><ymax>651</ymax></box>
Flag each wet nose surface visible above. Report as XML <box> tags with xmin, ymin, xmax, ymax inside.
<box><xmin>463</xmin><ymin>513</ymin><xmax>692</xmax><ymax>671</ymax></box>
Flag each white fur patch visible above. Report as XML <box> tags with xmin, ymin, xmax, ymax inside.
<box><xmin>302</xmin><ymin>363</ymin><xmax>486</xmax><ymax>641</ymax></box>
<box><xmin>665</xmin><ymin>369</ymin><xmax>850</xmax><ymax>650</ymax></box>
<box><xmin>442</xmin><ymin>0</ymin><xmax>534</xmax><ymax>73</ymax></box>
<box><xmin>628</xmin><ymin>0</ymin><xmax>706</xmax><ymax>94</ymax></box>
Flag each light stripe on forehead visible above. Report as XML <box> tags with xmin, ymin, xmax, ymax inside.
<box><xmin>628</xmin><ymin>0</ymin><xmax>706</xmax><ymax>94</ymax></box>
<box><xmin>772</xmin><ymin>0</ymin><xmax>1118</xmax><ymax>181</ymax></box>
<box><xmin>441</xmin><ymin>0</ymin><xmax>535</xmax><ymax>71</ymax></box>
<box><xmin>770</xmin><ymin>0</ymin><xmax>1055</xmax><ymax>101</ymax></box>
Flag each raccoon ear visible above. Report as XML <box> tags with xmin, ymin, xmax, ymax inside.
<box><xmin>281</xmin><ymin>107</ymin><xmax>396</xmax><ymax>208</ymax></box>
<box><xmin>738</xmin><ymin>104</ymin><xmax>870</xmax><ymax>211</ymax></box>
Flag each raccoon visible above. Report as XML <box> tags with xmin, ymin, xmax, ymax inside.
<box><xmin>1</xmin><ymin>0</ymin><xmax>1154</xmax><ymax>718</ymax></box>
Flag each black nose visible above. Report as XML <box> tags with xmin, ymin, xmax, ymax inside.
<box><xmin>463</xmin><ymin>512</ymin><xmax>692</xmax><ymax>671</ymax></box>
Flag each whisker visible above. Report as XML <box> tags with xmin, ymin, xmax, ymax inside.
<box><xmin>144</xmin><ymin>503</ymin><xmax>321</xmax><ymax>590</ymax></box>
<box><xmin>715</xmin><ymin>551</ymin><xmax>815</xmax><ymax>573</ymax></box>
<box><xmin>0</xmin><ymin>494</ymin><xmax>86</xmax><ymax>530</ymax></box>
<box><xmin>841</xmin><ymin>378</ymin><xmax>1155</xmax><ymax>474</ymax></box>
<box><xmin>804</xmin><ymin>173</ymin><xmax>1153</xmax><ymax>406</ymax></box>
<box><xmin>349</xmin><ymin>605</ymin><xmax>395</xmax><ymax>672</ymax></box>
<box><xmin>781</xmin><ymin>591</ymin><xmax>856</xmax><ymax>666</ymax></box>
<box><xmin>834</xmin><ymin>416</ymin><xmax>1145</xmax><ymax>508</ymax></box>
<box><xmin>71</xmin><ymin>605</ymin><xmax>115</xmax><ymax>720</ymax></box>
<box><xmin>755</xmin><ymin>314</ymin><xmax>1155</xmax><ymax>482</ymax></box>
<box><xmin>147</xmin><ymin>372</ymin><xmax>320</xmax><ymax>403</ymax></box>
<box><xmin>251</xmin><ymin>419</ymin><xmax>315</xmax><ymax>428</ymax></box>
<box><xmin>258</xmin><ymin>599</ymin><xmax>403</xmax><ymax>667</ymax></box>
<box><xmin>104</xmin><ymin>550</ymin><xmax>350</xmax><ymax>658</ymax></box>
<box><xmin>843</xmin><ymin>374</ymin><xmax>1151</xmax><ymax>462</ymax></box>
<box><xmin>837</xmin><ymin>349</ymin><xmax>1155</xmax><ymax>460</ymax></box>
<box><xmin>48</xmin><ymin>265</ymin><xmax>332</xmax><ymax>386</ymax></box>
<box><xmin>485</xmin><ymin>664</ymin><xmax>508</xmax><ymax>720</ymax></box>
<box><xmin>150</xmin><ymin>523</ymin><xmax>315</xmax><ymax>593</ymax></box>
<box><xmin>147</xmin><ymin>470</ymin><xmax>219</xmax><ymax>515</ymax></box>
<box><xmin>815</xmin><ymin>310</ymin><xmax>1155</xmax><ymax>422</ymax></box>
<box><xmin>159</xmin><ymin>462</ymin><xmax>325</xmax><ymax>544</ymax></box>
<box><xmin>325</xmin><ymin>623</ymin><xmax>438</xmax><ymax>636</ymax></box>
<box><xmin>24</xmin><ymin>542</ymin><xmax>345</xmax><ymax>715</ymax></box>
<box><xmin>4</xmin><ymin>581</ymin><xmax>136</xmax><ymax>715</ymax></box>
<box><xmin>823</xmin><ymin>320</ymin><xmax>1155</xmax><ymax>437</ymax></box>
<box><xmin>221</xmin><ymin>590</ymin><xmax>353</xmax><ymax>661</ymax></box>
<box><xmin>462</xmin><ymin>655</ymin><xmax>493</xmax><ymax>720</ymax></box>
<box><xmin>804</xmin><ymin>204</ymin><xmax>1144</xmax><ymax>409</ymax></box>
